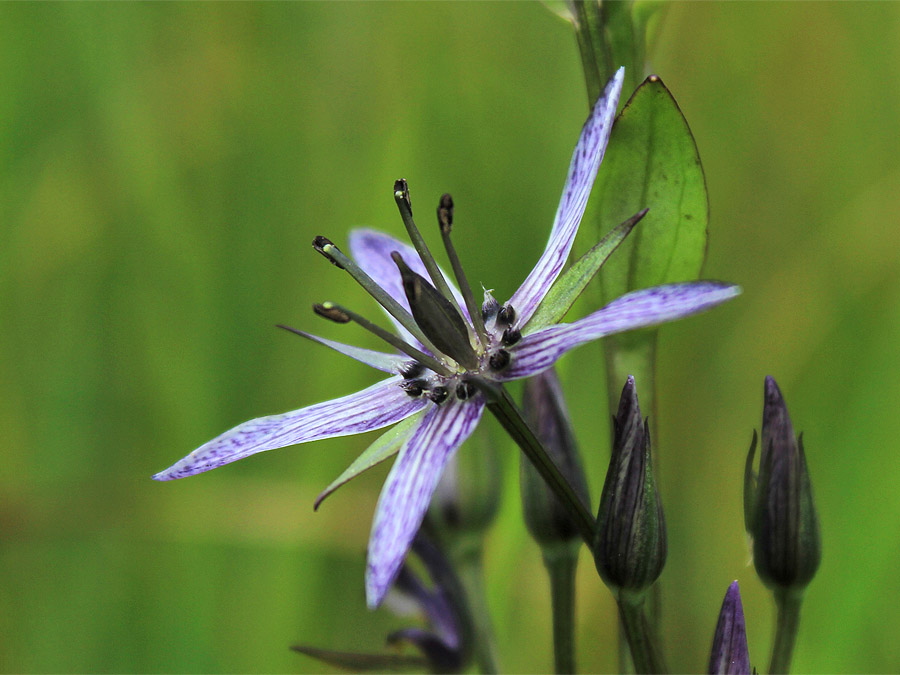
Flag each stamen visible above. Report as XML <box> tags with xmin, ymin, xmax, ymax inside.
<box><xmin>312</xmin><ymin>301</ymin><xmax>453</xmax><ymax>377</ymax></box>
<box><xmin>311</xmin><ymin>236</ymin><xmax>442</xmax><ymax>358</ymax></box>
<box><xmin>399</xmin><ymin>361</ymin><xmax>426</xmax><ymax>380</ymax></box>
<box><xmin>489</xmin><ymin>349</ymin><xmax>510</xmax><ymax>371</ymax></box>
<box><xmin>501</xmin><ymin>327</ymin><xmax>521</xmax><ymax>346</ymax></box>
<box><xmin>437</xmin><ymin>193</ymin><xmax>490</xmax><ymax>349</ymax></box>
<box><xmin>393</xmin><ymin>180</ymin><xmax>462</xmax><ymax>312</ymax></box>
<box><xmin>427</xmin><ymin>386</ymin><xmax>448</xmax><ymax>405</ymax></box>
<box><xmin>497</xmin><ymin>305</ymin><xmax>516</xmax><ymax>327</ymax></box>
<box><xmin>400</xmin><ymin>379</ymin><xmax>428</xmax><ymax>397</ymax></box>
<box><xmin>455</xmin><ymin>381</ymin><xmax>476</xmax><ymax>400</ymax></box>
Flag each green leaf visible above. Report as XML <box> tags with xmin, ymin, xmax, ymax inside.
<box><xmin>314</xmin><ymin>412</ymin><xmax>424</xmax><ymax>510</ymax></box>
<box><xmin>525</xmin><ymin>209</ymin><xmax>646</xmax><ymax>333</ymax></box>
<box><xmin>593</xmin><ymin>75</ymin><xmax>709</xmax><ymax>305</ymax></box>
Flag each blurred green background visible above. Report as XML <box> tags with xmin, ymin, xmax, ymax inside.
<box><xmin>3</xmin><ymin>2</ymin><xmax>899</xmax><ymax>672</ymax></box>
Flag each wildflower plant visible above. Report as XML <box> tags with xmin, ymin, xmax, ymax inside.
<box><xmin>153</xmin><ymin>2</ymin><xmax>822</xmax><ymax>672</ymax></box>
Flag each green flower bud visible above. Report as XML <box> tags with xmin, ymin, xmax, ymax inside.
<box><xmin>593</xmin><ymin>376</ymin><xmax>666</xmax><ymax>593</ymax></box>
<box><xmin>520</xmin><ymin>369</ymin><xmax>591</xmax><ymax>549</ymax></box>
<box><xmin>744</xmin><ymin>376</ymin><xmax>821</xmax><ymax>591</ymax></box>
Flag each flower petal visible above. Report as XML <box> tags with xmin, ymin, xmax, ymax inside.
<box><xmin>497</xmin><ymin>281</ymin><xmax>741</xmax><ymax>380</ymax></box>
<box><xmin>365</xmin><ymin>398</ymin><xmax>485</xmax><ymax>608</ymax></box>
<box><xmin>280</xmin><ymin>326</ymin><xmax>408</xmax><ymax>373</ymax></box>
<box><xmin>508</xmin><ymin>68</ymin><xmax>624</xmax><ymax>324</ymax></box>
<box><xmin>153</xmin><ymin>377</ymin><xmax>428</xmax><ymax>480</ymax></box>
<box><xmin>348</xmin><ymin>229</ymin><xmax>469</xmax><ymax>345</ymax></box>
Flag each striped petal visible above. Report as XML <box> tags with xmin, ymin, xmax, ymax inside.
<box><xmin>365</xmin><ymin>397</ymin><xmax>485</xmax><ymax>608</ymax></box>
<box><xmin>507</xmin><ymin>68</ymin><xmax>624</xmax><ymax>324</ymax></box>
<box><xmin>348</xmin><ymin>228</ymin><xmax>469</xmax><ymax>346</ymax></box>
<box><xmin>153</xmin><ymin>377</ymin><xmax>428</xmax><ymax>480</ymax></box>
<box><xmin>498</xmin><ymin>282</ymin><xmax>741</xmax><ymax>380</ymax></box>
<box><xmin>280</xmin><ymin>326</ymin><xmax>408</xmax><ymax>373</ymax></box>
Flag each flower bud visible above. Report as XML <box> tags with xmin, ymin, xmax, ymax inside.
<box><xmin>520</xmin><ymin>369</ymin><xmax>591</xmax><ymax>549</ymax></box>
<box><xmin>708</xmin><ymin>581</ymin><xmax>751</xmax><ymax>675</ymax></box>
<box><xmin>744</xmin><ymin>377</ymin><xmax>821</xmax><ymax>591</ymax></box>
<box><xmin>593</xmin><ymin>376</ymin><xmax>667</xmax><ymax>593</ymax></box>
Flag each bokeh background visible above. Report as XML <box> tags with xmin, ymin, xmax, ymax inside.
<box><xmin>3</xmin><ymin>2</ymin><xmax>899</xmax><ymax>672</ymax></box>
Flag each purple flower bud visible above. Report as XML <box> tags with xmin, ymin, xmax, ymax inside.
<box><xmin>593</xmin><ymin>376</ymin><xmax>666</xmax><ymax>593</ymax></box>
<box><xmin>708</xmin><ymin>581</ymin><xmax>751</xmax><ymax>675</ymax></box>
<box><xmin>744</xmin><ymin>377</ymin><xmax>821</xmax><ymax>590</ymax></box>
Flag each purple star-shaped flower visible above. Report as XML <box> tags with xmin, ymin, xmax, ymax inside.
<box><xmin>154</xmin><ymin>68</ymin><xmax>740</xmax><ymax>608</ymax></box>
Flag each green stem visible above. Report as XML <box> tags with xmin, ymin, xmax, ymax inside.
<box><xmin>616</xmin><ymin>591</ymin><xmax>667</xmax><ymax>674</ymax></box>
<box><xmin>769</xmin><ymin>588</ymin><xmax>803</xmax><ymax>674</ymax></box>
<box><xmin>482</xmin><ymin>383</ymin><xmax>595</xmax><ymax>546</ymax></box>
<box><xmin>543</xmin><ymin>545</ymin><xmax>579</xmax><ymax>674</ymax></box>
<box><xmin>452</xmin><ymin>535</ymin><xmax>500</xmax><ymax>674</ymax></box>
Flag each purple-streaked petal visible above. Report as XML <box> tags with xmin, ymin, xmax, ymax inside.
<box><xmin>497</xmin><ymin>282</ymin><xmax>741</xmax><ymax>380</ymax></box>
<box><xmin>348</xmin><ymin>229</ymin><xmax>469</xmax><ymax>345</ymax></box>
<box><xmin>366</xmin><ymin>398</ymin><xmax>485</xmax><ymax>608</ymax></box>
<box><xmin>153</xmin><ymin>377</ymin><xmax>427</xmax><ymax>481</ymax></box>
<box><xmin>281</xmin><ymin>326</ymin><xmax>408</xmax><ymax>374</ymax></box>
<box><xmin>708</xmin><ymin>581</ymin><xmax>750</xmax><ymax>675</ymax></box>
<box><xmin>507</xmin><ymin>68</ymin><xmax>624</xmax><ymax>324</ymax></box>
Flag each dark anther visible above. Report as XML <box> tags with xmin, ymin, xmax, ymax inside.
<box><xmin>312</xmin><ymin>236</ymin><xmax>343</xmax><ymax>268</ymax></box>
<box><xmin>455</xmin><ymin>381</ymin><xmax>476</xmax><ymax>400</ymax></box>
<box><xmin>313</xmin><ymin>303</ymin><xmax>351</xmax><ymax>324</ymax></box>
<box><xmin>401</xmin><ymin>379</ymin><xmax>427</xmax><ymax>397</ymax></box>
<box><xmin>427</xmin><ymin>386</ymin><xmax>448</xmax><ymax>405</ymax></box>
<box><xmin>394</xmin><ymin>179</ymin><xmax>412</xmax><ymax>213</ymax></box>
<box><xmin>501</xmin><ymin>327</ymin><xmax>521</xmax><ymax>346</ymax></box>
<box><xmin>437</xmin><ymin>193</ymin><xmax>454</xmax><ymax>234</ymax></box>
<box><xmin>400</xmin><ymin>361</ymin><xmax>425</xmax><ymax>380</ymax></box>
<box><xmin>489</xmin><ymin>349</ymin><xmax>510</xmax><ymax>371</ymax></box>
<box><xmin>497</xmin><ymin>305</ymin><xmax>516</xmax><ymax>326</ymax></box>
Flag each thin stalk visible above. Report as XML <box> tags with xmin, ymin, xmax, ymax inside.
<box><xmin>617</xmin><ymin>591</ymin><xmax>667</xmax><ymax>674</ymax></box>
<box><xmin>481</xmin><ymin>382</ymin><xmax>595</xmax><ymax>546</ymax></box>
<box><xmin>440</xmin><ymin>225</ymin><xmax>489</xmax><ymax>348</ymax></box>
<box><xmin>543</xmin><ymin>545</ymin><xmax>579</xmax><ymax>674</ymax></box>
<box><xmin>451</xmin><ymin>534</ymin><xmax>500</xmax><ymax>674</ymax></box>
<box><xmin>316</xmin><ymin>241</ymin><xmax>444</xmax><ymax>358</ymax></box>
<box><xmin>393</xmin><ymin>181</ymin><xmax>461</xmax><ymax>309</ymax></box>
<box><xmin>769</xmin><ymin>588</ymin><xmax>803</xmax><ymax>674</ymax></box>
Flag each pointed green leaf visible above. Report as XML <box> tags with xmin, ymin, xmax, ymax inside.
<box><xmin>593</xmin><ymin>75</ymin><xmax>709</xmax><ymax>304</ymax></box>
<box><xmin>524</xmin><ymin>209</ymin><xmax>645</xmax><ymax>333</ymax></box>
<box><xmin>314</xmin><ymin>412</ymin><xmax>424</xmax><ymax>510</ymax></box>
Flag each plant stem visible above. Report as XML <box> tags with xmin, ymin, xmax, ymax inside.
<box><xmin>483</xmin><ymin>383</ymin><xmax>595</xmax><ymax>546</ymax></box>
<box><xmin>769</xmin><ymin>588</ymin><xmax>803</xmax><ymax>674</ymax></box>
<box><xmin>543</xmin><ymin>545</ymin><xmax>579</xmax><ymax>674</ymax></box>
<box><xmin>616</xmin><ymin>591</ymin><xmax>667</xmax><ymax>674</ymax></box>
<box><xmin>452</xmin><ymin>534</ymin><xmax>500</xmax><ymax>674</ymax></box>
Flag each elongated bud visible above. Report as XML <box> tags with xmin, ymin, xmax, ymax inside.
<box><xmin>391</xmin><ymin>252</ymin><xmax>478</xmax><ymax>369</ymax></box>
<box><xmin>744</xmin><ymin>377</ymin><xmax>821</xmax><ymax>591</ymax></box>
<box><xmin>593</xmin><ymin>376</ymin><xmax>667</xmax><ymax>593</ymax></box>
<box><xmin>708</xmin><ymin>581</ymin><xmax>751</xmax><ymax>675</ymax></box>
<box><xmin>520</xmin><ymin>369</ymin><xmax>590</xmax><ymax>549</ymax></box>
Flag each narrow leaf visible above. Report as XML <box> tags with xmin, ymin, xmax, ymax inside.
<box><xmin>314</xmin><ymin>412</ymin><xmax>424</xmax><ymax>510</ymax></box>
<box><xmin>593</xmin><ymin>75</ymin><xmax>709</xmax><ymax>304</ymax></box>
<box><xmin>525</xmin><ymin>209</ymin><xmax>645</xmax><ymax>333</ymax></box>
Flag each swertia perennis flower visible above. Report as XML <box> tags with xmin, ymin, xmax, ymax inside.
<box><xmin>154</xmin><ymin>68</ymin><xmax>740</xmax><ymax>608</ymax></box>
